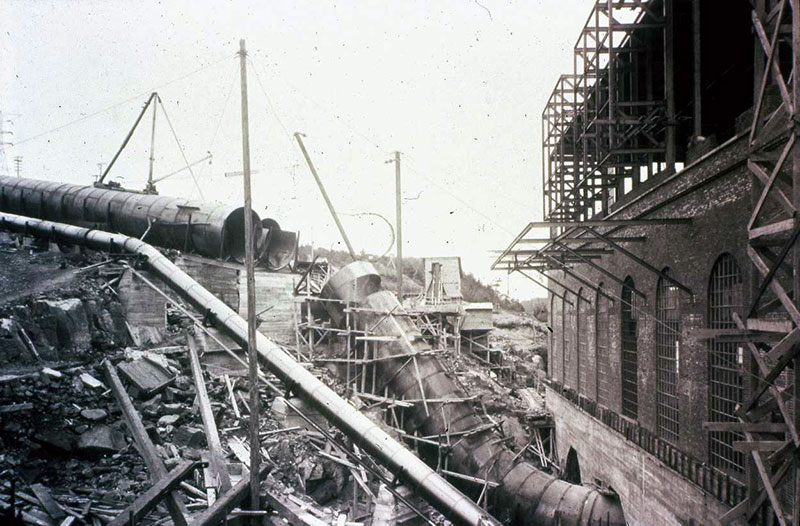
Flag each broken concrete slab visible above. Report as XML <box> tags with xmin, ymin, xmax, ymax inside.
<box><xmin>117</xmin><ymin>358</ymin><xmax>175</xmax><ymax>398</ymax></box>
<box><xmin>77</xmin><ymin>425</ymin><xmax>126</xmax><ymax>456</ymax></box>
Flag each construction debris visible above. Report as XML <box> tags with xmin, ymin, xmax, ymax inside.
<box><xmin>0</xmin><ymin>209</ymin><xmax>554</xmax><ymax>526</ymax></box>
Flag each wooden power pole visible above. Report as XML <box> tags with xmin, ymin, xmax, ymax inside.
<box><xmin>391</xmin><ymin>152</ymin><xmax>403</xmax><ymax>298</ymax></box>
<box><xmin>238</xmin><ymin>38</ymin><xmax>261</xmax><ymax>516</ymax></box>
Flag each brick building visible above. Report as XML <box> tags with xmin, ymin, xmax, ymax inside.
<box><xmin>494</xmin><ymin>1</ymin><xmax>799</xmax><ymax>525</ymax></box>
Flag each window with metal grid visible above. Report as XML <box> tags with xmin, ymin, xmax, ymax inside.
<box><xmin>596</xmin><ymin>287</ymin><xmax>610</xmax><ymax>406</ymax></box>
<box><xmin>708</xmin><ymin>254</ymin><xmax>745</xmax><ymax>475</ymax></box>
<box><xmin>578</xmin><ymin>289</ymin><xmax>588</xmax><ymax>396</ymax></box>
<box><xmin>552</xmin><ymin>293</ymin><xmax>562</xmax><ymax>382</ymax></box>
<box><xmin>621</xmin><ymin>277</ymin><xmax>638</xmax><ymax>419</ymax></box>
<box><xmin>564</xmin><ymin>296</ymin><xmax>574</xmax><ymax>388</ymax></box>
<box><xmin>656</xmin><ymin>270</ymin><xmax>681</xmax><ymax>444</ymax></box>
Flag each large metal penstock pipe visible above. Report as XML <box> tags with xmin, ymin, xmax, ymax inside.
<box><xmin>0</xmin><ymin>175</ymin><xmax>261</xmax><ymax>262</ymax></box>
<box><xmin>322</xmin><ymin>262</ymin><xmax>626</xmax><ymax>526</ymax></box>
<box><xmin>0</xmin><ymin>212</ymin><xmax>499</xmax><ymax>526</ymax></box>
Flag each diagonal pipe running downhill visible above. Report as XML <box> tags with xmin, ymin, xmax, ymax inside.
<box><xmin>0</xmin><ymin>212</ymin><xmax>498</xmax><ymax>526</ymax></box>
<box><xmin>321</xmin><ymin>261</ymin><xmax>626</xmax><ymax>526</ymax></box>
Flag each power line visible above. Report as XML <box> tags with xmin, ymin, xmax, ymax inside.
<box><xmin>250</xmin><ymin>56</ymin><xmax>523</xmax><ymax>237</ymax></box>
<box><xmin>157</xmin><ymin>97</ymin><xmax>205</xmax><ymax>200</ymax></box>
<box><xmin>248</xmin><ymin>56</ymin><xmax>291</xmax><ymax>139</ymax></box>
<box><xmin>1</xmin><ymin>53</ymin><xmax>233</xmax><ymax>151</ymax></box>
<box><xmin>196</xmin><ymin>61</ymin><xmax>239</xmax><ymax>181</ymax></box>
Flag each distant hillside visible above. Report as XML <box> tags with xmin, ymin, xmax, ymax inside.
<box><xmin>300</xmin><ymin>246</ymin><xmax>524</xmax><ymax>312</ymax></box>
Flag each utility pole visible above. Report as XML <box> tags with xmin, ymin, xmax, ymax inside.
<box><xmin>387</xmin><ymin>151</ymin><xmax>403</xmax><ymax>299</ymax></box>
<box><xmin>13</xmin><ymin>156</ymin><xmax>22</xmax><ymax>178</ymax></box>
<box><xmin>145</xmin><ymin>93</ymin><xmax>159</xmax><ymax>194</ymax></box>
<box><xmin>238</xmin><ymin>38</ymin><xmax>260</xmax><ymax>517</ymax></box>
<box><xmin>0</xmin><ymin>112</ymin><xmax>13</xmax><ymax>177</ymax></box>
<box><xmin>96</xmin><ymin>163</ymin><xmax>105</xmax><ymax>183</ymax></box>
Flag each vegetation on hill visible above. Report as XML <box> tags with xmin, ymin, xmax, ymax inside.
<box><xmin>300</xmin><ymin>246</ymin><xmax>524</xmax><ymax>311</ymax></box>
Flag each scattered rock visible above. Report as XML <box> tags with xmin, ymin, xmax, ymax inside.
<box><xmin>40</xmin><ymin>367</ymin><xmax>63</xmax><ymax>379</ymax></box>
<box><xmin>157</xmin><ymin>414</ymin><xmax>181</xmax><ymax>427</ymax></box>
<box><xmin>33</xmin><ymin>430</ymin><xmax>75</xmax><ymax>453</ymax></box>
<box><xmin>77</xmin><ymin>425</ymin><xmax>126</xmax><ymax>456</ymax></box>
<box><xmin>80</xmin><ymin>408</ymin><xmax>108</xmax><ymax>421</ymax></box>
<box><xmin>161</xmin><ymin>403</ymin><xmax>183</xmax><ymax>415</ymax></box>
<box><xmin>173</xmin><ymin>426</ymin><xmax>205</xmax><ymax>448</ymax></box>
<box><xmin>79</xmin><ymin>373</ymin><xmax>105</xmax><ymax>390</ymax></box>
<box><xmin>272</xmin><ymin>396</ymin><xmax>328</xmax><ymax>432</ymax></box>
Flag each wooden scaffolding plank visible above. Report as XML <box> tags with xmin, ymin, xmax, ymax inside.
<box><xmin>107</xmin><ymin>460</ymin><xmax>199</xmax><ymax>526</ymax></box>
<box><xmin>103</xmin><ymin>360</ymin><xmax>189</xmax><ymax>526</ymax></box>
<box><xmin>187</xmin><ymin>332</ymin><xmax>233</xmax><ymax>494</ymax></box>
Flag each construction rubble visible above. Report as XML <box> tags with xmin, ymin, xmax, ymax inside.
<box><xmin>0</xmin><ymin>235</ymin><xmax>554</xmax><ymax>526</ymax></box>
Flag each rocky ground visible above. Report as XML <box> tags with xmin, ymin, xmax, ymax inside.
<box><xmin>0</xmin><ymin>234</ymin><xmax>554</xmax><ymax>526</ymax></box>
<box><xmin>0</xmin><ymin>237</ymin><xmax>432</xmax><ymax>526</ymax></box>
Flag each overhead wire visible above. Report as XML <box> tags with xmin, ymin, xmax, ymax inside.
<box><xmin>340</xmin><ymin>211</ymin><xmax>396</xmax><ymax>257</ymax></box>
<box><xmin>157</xmin><ymin>96</ymin><xmax>205</xmax><ymax>200</ymax></box>
<box><xmin>196</xmin><ymin>60</ymin><xmax>239</xmax><ymax>180</ymax></box>
<box><xmin>250</xmin><ymin>54</ymin><xmax>525</xmax><ymax>239</ymax></box>
<box><xmin>248</xmin><ymin>56</ymin><xmax>292</xmax><ymax>140</ymax></box>
<box><xmin>2</xmin><ymin>53</ymin><xmax>234</xmax><ymax>151</ymax></box>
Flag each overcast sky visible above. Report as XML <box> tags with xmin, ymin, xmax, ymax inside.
<box><xmin>1</xmin><ymin>0</ymin><xmax>590</xmax><ymax>299</ymax></box>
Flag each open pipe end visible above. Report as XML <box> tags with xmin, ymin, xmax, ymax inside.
<box><xmin>223</xmin><ymin>207</ymin><xmax>264</xmax><ymax>263</ymax></box>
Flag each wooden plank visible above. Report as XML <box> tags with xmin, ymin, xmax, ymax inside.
<box><xmin>186</xmin><ymin>464</ymin><xmax>268</xmax><ymax>526</ymax></box>
<box><xmin>106</xmin><ymin>461</ymin><xmax>199</xmax><ymax>526</ymax></box>
<box><xmin>703</xmin><ymin>422</ymin><xmax>788</xmax><ymax>433</ymax></box>
<box><xmin>228</xmin><ymin>438</ymin><xmax>251</xmax><ymax>468</ymax></box>
<box><xmin>746</xmin><ymin>139</ymin><xmax>797</xmax><ymax>227</ymax></box>
<box><xmin>748</xmin><ymin>218</ymin><xmax>795</xmax><ymax>240</ymax></box>
<box><xmin>223</xmin><ymin>375</ymin><xmax>241</xmax><ymax>419</ymax></box>
<box><xmin>525</xmin><ymin>219</ymin><xmax>692</xmax><ymax>227</ymax></box>
<box><xmin>766</xmin><ymin>327</ymin><xmax>800</xmax><ymax>361</ymax></box>
<box><xmin>187</xmin><ymin>333</ymin><xmax>233</xmax><ymax>494</ymax></box>
<box><xmin>0</xmin><ymin>403</ymin><xmax>34</xmax><ymax>414</ymax></box>
<box><xmin>102</xmin><ymin>360</ymin><xmax>188</xmax><ymax>526</ymax></box>
<box><xmin>732</xmin><ymin>440</ymin><xmax>788</xmax><ymax>452</ymax></box>
<box><xmin>743</xmin><ymin>432</ymin><xmax>789</xmax><ymax>526</ymax></box>
<box><xmin>732</xmin><ymin>314</ymin><xmax>799</xmax><ymax>445</ymax></box>
<box><xmin>262</xmin><ymin>490</ymin><xmax>329</xmax><ymax>526</ymax></box>
<box><xmin>29</xmin><ymin>484</ymin><xmax>66</xmax><ymax>521</ymax></box>
<box><xmin>745</xmin><ymin>318</ymin><xmax>794</xmax><ymax>333</ymax></box>
<box><xmin>748</xmin><ymin>246</ymin><xmax>800</xmax><ymax>325</ymax></box>
<box><xmin>743</xmin><ymin>328</ymin><xmax>800</xmax><ymax>412</ymax></box>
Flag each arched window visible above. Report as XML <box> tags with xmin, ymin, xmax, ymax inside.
<box><xmin>552</xmin><ymin>292</ymin><xmax>562</xmax><ymax>382</ymax></box>
<box><xmin>565</xmin><ymin>293</ymin><xmax>576</xmax><ymax>389</ymax></box>
<box><xmin>621</xmin><ymin>277</ymin><xmax>638</xmax><ymax>419</ymax></box>
<box><xmin>555</xmin><ymin>292</ymin><xmax>565</xmax><ymax>384</ymax></box>
<box><xmin>656</xmin><ymin>269</ymin><xmax>681</xmax><ymax>444</ymax></box>
<box><xmin>578</xmin><ymin>288</ymin><xmax>588</xmax><ymax>396</ymax></box>
<box><xmin>596</xmin><ymin>285</ymin><xmax>610</xmax><ymax>406</ymax></box>
<box><xmin>549</xmin><ymin>292</ymin><xmax>556</xmax><ymax>382</ymax></box>
<box><xmin>708</xmin><ymin>254</ymin><xmax>745</xmax><ymax>475</ymax></box>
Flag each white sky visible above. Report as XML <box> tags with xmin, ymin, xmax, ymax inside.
<box><xmin>1</xmin><ymin>0</ymin><xmax>591</xmax><ymax>299</ymax></box>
